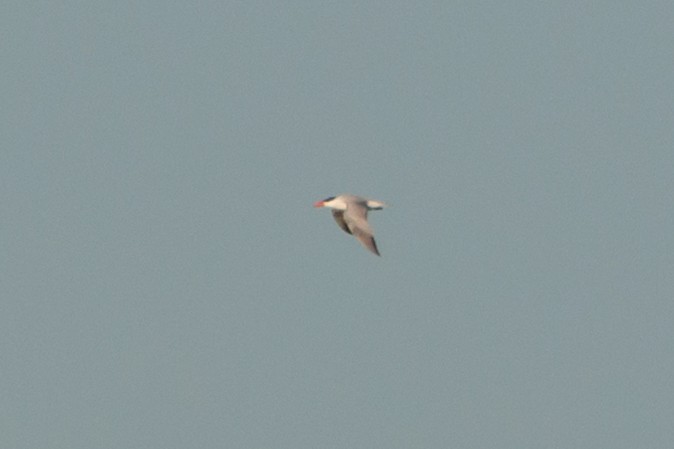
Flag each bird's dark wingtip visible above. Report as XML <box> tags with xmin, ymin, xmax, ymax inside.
<box><xmin>371</xmin><ymin>238</ymin><xmax>381</xmax><ymax>256</ymax></box>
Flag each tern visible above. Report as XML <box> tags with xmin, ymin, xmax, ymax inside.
<box><xmin>313</xmin><ymin>194</ymin><xmax>387</xmax><ymax>256</ymax></box>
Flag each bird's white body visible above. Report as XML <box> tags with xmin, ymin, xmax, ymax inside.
<box><xmin>314</xmin><ymin>194</ymin><xmax>387</xmax><ymax>256</ymax></box>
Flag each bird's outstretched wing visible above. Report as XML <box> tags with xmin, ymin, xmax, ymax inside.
<box><xmin>331</xmin><ymin>210</ymin><xmax>352</xmax><ymax>235</ymax></box>
<box><xmin>342</xmin><ymin>205</ymin><xmax>380</xmax><ymax>256</ymax></box>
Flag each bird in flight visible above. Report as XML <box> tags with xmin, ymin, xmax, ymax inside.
<box><xmin>314</xmin><ymin>194</ymin><xmax>387</xmax><ymax>256</ymax></box>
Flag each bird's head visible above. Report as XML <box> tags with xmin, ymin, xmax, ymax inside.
<box><xmin>313</xmin><ymin>196</ymin><xmax>346</xmax><ymax>209</ymax></box>
<box><xmin>313</xmin><ymin>196</ymin><xmax>335</xmax><ymax>208</ymax></box>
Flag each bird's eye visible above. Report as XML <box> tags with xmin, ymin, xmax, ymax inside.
<box><xmin>324</xmin><ymin>196</ymin><xmax>335</xmax><ymax>202</ymax></box>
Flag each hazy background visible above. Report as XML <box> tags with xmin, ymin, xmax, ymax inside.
<box><xmin>2</xmin><ymin>1</ymin><xmax>673</xmax><ymax>448</ymax></box>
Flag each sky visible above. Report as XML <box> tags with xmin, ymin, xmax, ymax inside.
<box><xmin>2</xmin><ymin>1</ymin><xmax>674</xmax><ymax>448</ymax></box>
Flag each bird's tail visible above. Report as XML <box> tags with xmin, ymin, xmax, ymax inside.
<box><xmin>366</xmin><ymin>200</ymin><xmax>387</xmax><ymax>210</ymax></box>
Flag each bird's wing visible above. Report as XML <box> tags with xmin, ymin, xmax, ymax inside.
<box><xmin>343</xmin><ymin>204</ymin><xmax>380</xmax><ymax>256</ymax></box>
<box><xmin>331</xmin><ymin>210</ymin><xmax>352</xmax><ymax>235</ymax></box>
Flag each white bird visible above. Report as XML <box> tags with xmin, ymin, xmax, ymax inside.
<box><xmin>313</xmin><ymin>194</ymin><xmax>387</xmax><ymax>256</ymax></box>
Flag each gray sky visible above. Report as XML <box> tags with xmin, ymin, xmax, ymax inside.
<box><xmin>2</xmin><ymin>1</ymin><xmax>673</xmax><ymax>448</ymax></box>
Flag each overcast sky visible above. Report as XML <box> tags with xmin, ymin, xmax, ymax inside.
<box><xmin>2</xmin><ymin>1</ymin><xmax>674</xmax><ymax>448</ymax></box>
